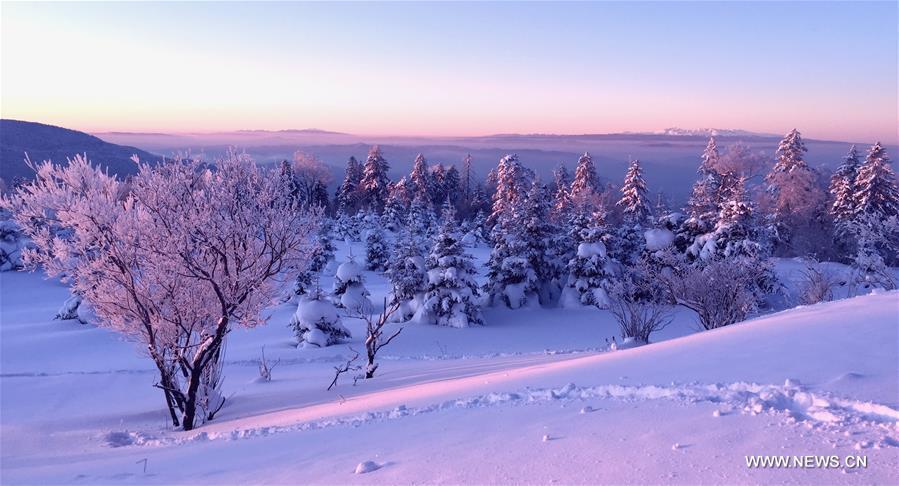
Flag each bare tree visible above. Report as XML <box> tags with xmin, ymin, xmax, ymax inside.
<box><xmin>349</xmin><ymin>299</ymin><xmax>403</xmax><ymax>379</ymax></box>
<box><xmin>327</xmin><ymin>347</ymin><xmax>361</xmax><ymax>391</ymax></box>
<box><xmin>258</xmin><ymin>346</ymin><xmax>280</xmax><ymax>382</ymax></box>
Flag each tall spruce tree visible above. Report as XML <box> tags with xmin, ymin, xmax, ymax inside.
<box><xmin>829</xmin><ymin>145</ymin><xmax>861</xmax><ymax>223</ymax></box>
<box><xmin>360</xmin><ymin>146</ymin><xmax>391</xmax><ymax>213</ymax></box>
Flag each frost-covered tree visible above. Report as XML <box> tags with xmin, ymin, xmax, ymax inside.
<box><xmin>421</xmin><ymin>206</ymin><xmax>483</xmax><ymax>327</ymax></box>
<box><xmin>386</xmin><ymin>229</ymin><xmax>427</xmax><ymax>321</ymax></box>
<box><xmin>854</xmin><ymin>142</ymin><xmax>899</xmax><ymax>219</ymax></box>
<box><xmin>332</xmin><ymin>257</ymin><xmax>373</xmax><ymax>312</ymax></box>
<box><xmin>290</xmin><ymin>151</ymin><xmax>333</xmax><ymax>207</ymax></box>
<box><xmin>485</xmin><ymin>226</ymin><xmax>538</xmax><ymax>309</ymax></box>
<box><xmin>336</xmin><ymin>156</ymin><xmax>363</xmax><ymax>215</ymax></box>
<box><xmin>764</xmin><ymin>129</ymin><xmax>827</xmax><ymax>255</ymax></box>
<box><xmin>360</xmin><ymin>146</ymin><xmax>391</xmax><ymax>213</ymax></box>
<box><xmin>617</xmin><ymin>159</ymin><xmax>651</xmax><ymax>224</ymax></box>
<box><xmin>365</xmin><ymin>225</ymin><xmax>390</xmax><ymax>271</ymax></box>
<box><xmin>382</xmin><ymin>178</ymin><xmax>411</xmax><ymax>232</ymax></box>
<box><xmin>4</xmin><ymin>152</ymin><xmax>320</xmax><ymax>431</ymax></box>
<box><xmin>570</xmin><ymin>152</ymin><xmax>599</xmax><ymax>203</ymax></box>
<box><xmin>289</xmin><ymin>286</ymin><xmax>351</xmax><ymax>348</ymax></box>
<box><xmin>829</xmin><ymin>145</ymin><xmax>861</xmax><ymax>224</ymax></box>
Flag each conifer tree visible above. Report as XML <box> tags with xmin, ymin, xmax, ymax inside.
<box><xmin>422</xmin><ymin>205</ymin><xmax>483</xmax><ymax>327</ymax></box>
<box><xmin>386</xmin><ymin>228</ymin><xmax>428</xmax><ymax>321</ymax></box>
<box><xmin>365</xmin><ymin>225</ymin><xmax>390</xmax><ymax>271</ymax></box>
<box><xmin>336</xmin><ymin>156</ymin><xmax>362</xmax><ymax>215</ymax></box>
<box><xmin>570</xmin><ymin>152</ymin><xmax>599</xmax><ymax>202</ymax></box>
<box><xmin>617</xmin><ymin>159</ymin><xmax>651</xmax><ymax>224</ymax></box>
<box><xmin>829</xmin><ymin>145</ymin><xmax>861</xmax><ymax>223</ymax></box>
<box><xmin>360</xmin><ymin>146</ymin><xmax>391</xmax><ymax>213</ymax></box>
<box><xmin>854</xmin><ymin>142</ymin><xmax>899</xmax><ymax>218</ymax></box>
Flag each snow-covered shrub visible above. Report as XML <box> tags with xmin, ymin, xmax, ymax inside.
<box><xmin>290</xmin><ymin>288</ymin><xmax>351</xmax><ymax>347</ymax></box>
<box><xmin>365</xmin><ymin>225</ymin><xmax>389</xmax><ymax>271</ymax></box>
<box><xmin>797</xmin><ymin>258</ymin><xmax>837</xmax><ymax>305</ymax></box>
<box><xmin>310</xmin><ymin>219</ymin><xmax>337</xmax><ymax>273</ymax></box>
<box><xmin>332</xmin><ymin>258</ymin><xmax>372</xmax><ymax>312</ymax></box>
<box><xmin>385</xmin><ymin>230</ymin><xmax>427</xmax><ymax>321</ymax></box>
<box><xmin>607</xmin><ymin>273</ymin><xmax>673</xmax><ymax>345</ymax></box>
<box><xmin>421</xmin><ymin>210</ymin><xmax>483</xmax><ymax>327</ymax></box>
<box><xmin>0</xmin><ymin>213</ymin><xmax>30</xmax><ymax>272</ymax></box>
<box><xmin>55</xmin><ymin>294</ymin><xmax>83</xmax><ymax>321</ymax></box>
<box><xmin>661</xmin><ymin>255</ymin><xmax>771</xmax><ymax>331</ymax></box>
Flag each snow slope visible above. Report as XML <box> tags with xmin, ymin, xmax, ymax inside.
<box><xmin>2</xmin><ymin>254</ymin><xmax>897</xmax><ymax>484</ymax></box>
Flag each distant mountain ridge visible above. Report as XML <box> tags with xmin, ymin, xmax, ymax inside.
<box><xmin>0</xmin><ymin>120</ymin><xmax>163</xmax><ymax>183</ymax></box>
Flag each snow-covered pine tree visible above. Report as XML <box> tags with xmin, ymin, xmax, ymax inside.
<box><xmin>552</xmin><ymin>164</ymin><xmax>574</xmax><ymax>224</ymax></box>
<box><xmin>764</xmin><ymin>129</ymin><xmax>827</xmax><ymax>254</ymax></box>
<box><xmin>686</xmin><ymin>137</ymin><xmax>722</xmax><ymax>226</ymax></box>
<box><xmin>310</xmin><ymin>219</ymin><xmax>336</xmax><ymax>273</ymax></box>
<box><xmin>408</xmin><ymin>195</ymin><xmax>437</xmax><ymax>248</ymax></box>
<box><xmin>289</xmin><ymin>286</ymin><xmax>351</xmax><ymax>348</ymax></box>
<box><xmin>570</xmin><ymin>152</ymin><xmax>599</xmax><ymax>204</ymax></box>
<box><xmin>485</xmin><ymin>220</ymin><xmax>538</xmax><ymax>309</ymax></box>
<box><xmin>360</xmin><ymin>146</ymin><xmax>391</xmax><ymax>213</ymax></box>
<box><xmin>336</xmin><ymin>156</ymin><xmax>362</xmax><ymax>215</ymax></box>
<box><xmin>521</xmin><ymin>180</ymin><xmax>561</xmax><ymax>304</ymax></box>
<box><xmin>486</xmin><ymin>154</ymin><xmax>529</xmax><ymax>231</ymax></box>
<box><xmin>829</xmin><ymin>145</ymin><xmax>861</xmax><ymax>224</ymax></box>
<box><xmin>484</xmin><ymin>155</ymin><xmax>539</xmax><ymax>308</ymax></box>
<box><xmin>708</xmin><ymin>176</ymin><xmax>763</xmax><ymax>259</ymax></box>
<box><xmin>460</xmin><ymin>153</ymin><xmax>474</xmax><ymax>218</ymax></box>
<box><xmin>612</xmin><ymin>159</ymin><xmax>652</xmax><ymax>266</ymax></box>
<box><xmin>382</xmin><ymin>177</ymin><xmax>411</xmax><ymax>232</ymax></box>
<box><xmin>332</xmin><ymin>257</ymin><xmax>373</xmax><ymax>312</ymax></box>
<box><xmin>444</xmin><ymin>165</ymin><xmax>461</xmax><ymax>208</ymax></box>
<box><xmin>365</xmin><ymin>224</ymin><xmax>390</xmax><ymax>271</ymax></box>
<box><xmin>562</xmin><ymin>214</ymin><xmax>617</xmax><ymax>309</ymax></box>
<box><xmin>410</xmin><ymin>153</ymin><xmax>431</xmax><ymax>203</ymax></box>
<box><xmin>854</xmin><ymin>142</ymin><xmax>899</xmax><ymax>219</ymax></box>
<box><xmin>386</xmin><ymin>228</ymin><xmax>427</xmax><ymax>321</ymax></box>
<box><xmin>617</xmin><ymin>159</ymin><xmax>652</xmax><ymax>224</ymax></box>
<box><xmin>430</xmin><ymin>164</ymin><xmax>447</xmax><ymax>208</ymax></box>
<box><xmin>421</xmin><ymin>205</ymin><xmax>483</xmax><ymax>327</ymax></box>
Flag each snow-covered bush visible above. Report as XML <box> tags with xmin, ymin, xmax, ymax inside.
<box><xmin>0</xmin><ymin>213</ymin><xmax>30</xmax><ymax>271</ymax></box>
<box><xmin>332</xmin><ymin>258</ymin><xmax>373</xmax><ymax>313</ymax></box>
<box><xmin>608</xmin><ymin>275</ymin><xmax>672</xmax><ymax>345</ymax></box>
<box><xmin>421</xmin><ymin>209</ymin><xmax>483</xmax><ymax>327</ymax></box>
<box><xmin>365</xmin><ymin>225</ymin><xmax>389</xmax><ymax>271</ymax></box>
<box><xmin>661</xmin><ymin>255</ymin><xmax>771</xmax><ymax>331</ymax></box>
<box><xmin>797</xmin><ymin>258</ymin><xmax>837</xmax><ymax>305</ymax></box>
<box><xmin>290</xmin><ymin>288</ymin><xmax>351</xmax><ymax>347</ymax></box>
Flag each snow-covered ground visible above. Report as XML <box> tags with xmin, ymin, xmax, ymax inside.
<box><xmin>1</xmin><ymin>243</ymin><xmax>897</xmax><ymax>484</ymax></box>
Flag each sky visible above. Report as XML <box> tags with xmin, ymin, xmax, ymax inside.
<box><xmin>1</xmin><ymin>1</ymin><xmax>896</xmax><ymax>143</ymax></box>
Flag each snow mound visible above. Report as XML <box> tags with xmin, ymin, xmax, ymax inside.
<box><xmin>644</xmin><ymin>228</ymin><xmax>674</xmax><ymax>251</ymax></box>
<box><xmin>336</xmin><ymin>260</ymin><xmax>363</xmax><ymax>282</ymax></box>
<box><xmin>354</xmin><ymin>461</ymin><xmax>381</xmax><ymax>474</ymax></box>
